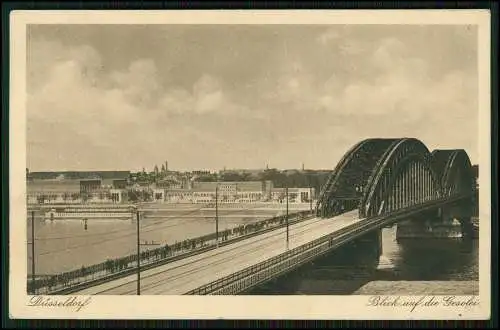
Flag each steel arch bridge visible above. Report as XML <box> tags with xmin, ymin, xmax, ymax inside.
<box><xmin>316</xmin><ymin>138</ymin><xmax>476</xmax><ymax>219</ymax></box>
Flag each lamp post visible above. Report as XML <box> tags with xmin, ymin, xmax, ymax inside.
<box><xmin>136</xmin><ymin>208</ymin><xmax>140</xmax><ymax>295</ymax></box>
<box><xmin>309</xmin><ymin>186</ymin><xmax>313</xmax><ymax>214</ymax></box>
<box><xmin>135</xmin><ymin>205</ymin><xmax>160</xmax><ymax>296</ymax></box>
<box><xmin>215</xmin><ymin>185</ymin><xmax>219</xmax><ymax>248</ymax></box>
<box><xmin>30</xmin><ymin>210</ymin><xmax>35</xmax><ymax>294</ymax></box>
<box><xmin>286</xmin><ymin>186</ymin><xmax>289</xmax><ymax>250</ymax></box>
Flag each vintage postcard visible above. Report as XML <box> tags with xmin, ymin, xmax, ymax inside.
<box><xmin>9</xmin><ymin>10</ymin><xmax>491</xmax><ymax>320</ymax></box>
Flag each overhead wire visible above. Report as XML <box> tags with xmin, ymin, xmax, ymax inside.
<box><xmin>36</xmin><ymin>202</ymin><xmax>291</xmax><ymax>256</ymax></box>
<box><xmin>34</xmin><ymin>204</ymin><xmax>208</xmax><ymax>241</ymax></box>
<box><xmin>35</xmin><ymin>202</ymin><xmax>269</xmax><ymax>241</ymax></box>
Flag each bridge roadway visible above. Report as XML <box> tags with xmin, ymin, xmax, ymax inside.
<box><xmin>72</xmin><ymin>210</ymin><xmax>361</xmax><ymax>295</ymax></box>
<box><xmin>144</xmin><ymin>214</ymin><xmax>286</xmax><ymax>219</ymax></box>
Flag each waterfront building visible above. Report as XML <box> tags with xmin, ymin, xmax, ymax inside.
<box><xmin>191</xmin><ymin>170</ymin><xmax>212</xmax><ymax>176</ymax></box>
<box><xmin>27</xmin><ymin>172</ymin><xmax>316</xmax><ymax>205</ymax></box>
<box><xmin>164</xmin><ymin>189</ymin><xmax>194</xmax><ymax>203</ymax></box>
<box><xmin>270</xmin><ymin>187</ymin><xmax>314</xmax><ymax>203</ymax></box>
<box><xmin>27</xmin><ymin>179</ymin><xmax>82</xmax><ymax>204</ymax></box>
<box><xmin>109</xmin><ymin>189</ymin><xmax>124</xmax><ymax>203</ymax></box>
<box><xmin>190</xmin><ymin>181</ymin><xmax>265</xmax><ymax>204</ymax></box>
<box><xmin>27</xmin><ymin>171</ymin><xmax>130</xmax><ymax>205</ymax></box>
<box><xmin>153</xmin><ymin>188</ymin><xmax>165</xmax><ymax>201</ymax></box>
<box><xmin>162</xmin><ymin>180</ymin><xmax>314</xmax><ymax>204</ymax></box>
<box><xmin>80</xmin><ymin>179</ymin><xmax>101</xmax><ymax>194</ymax></box>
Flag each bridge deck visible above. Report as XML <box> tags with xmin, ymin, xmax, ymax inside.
<box><xmin>72</xmin><ymin>210</ymin><xmax>361</xmax><ymax>295</ymax></box>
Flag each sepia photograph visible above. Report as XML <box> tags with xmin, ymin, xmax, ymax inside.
<box><xmin>9</xmin><ymin>10</ymin><xmax>491</xmax><ymax>320</ymax></box>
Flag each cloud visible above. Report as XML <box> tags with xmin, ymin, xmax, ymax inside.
<box><xmin>27</xmin><ymin>38</ymin><xmax>253</xmax><ymax>170</ymax></box>
<box><xmin>317</xmin><ymin>29</ymin><xmax>340</xmax><ymax>45</ymax></box>
<box><xmin>251</xmin><ymin>32</ymin><xmax>477</xmax><ymax>166</ymax></box>
<box><xmin>26</xmin><ymin>26</ymin><xmax>478</xmax><ymax>170</ymax></box>
<box><xmin>27</xmin><ymin>38</ymin><xmax>103</xmax><ymax>92</ymax></box>
<box><xmin>273</xmin><ymin>34</ymin><xmax>475</xmax><ymax>124</ymax></box>
<box><xmin>192</xmin><ymin>74</ymin><xmax>232</xmax><ymax>114</ymax></box>
<box><xmin>107</xmin><ymin>59</ymin><xmax>161</xmax><ymax>107</ymax></box>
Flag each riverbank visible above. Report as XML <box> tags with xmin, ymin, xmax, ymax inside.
<box><xmin>353</xmin><ymin>280</ymin><xmax>479</xmax><ymax>295</ymax></box>
<box><xmin>28</xmin><ymin>202</ymin><xmax>312</xmax><ymax>215</ymax></box>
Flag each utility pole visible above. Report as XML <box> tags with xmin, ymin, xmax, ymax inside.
<box><xmin>309</xmin><ymin>186</ymin><xmax>313</xmax><ymax>214</ymax></box>
<box><xmin>31</xmin><ymin>210</ymin><xmax>35</xmax><ymax>294</ymax></box>
<box><xmin>215</xmin><ymin>185</ymin><xmax>219</xmax><ymax>248</ymax></box>
<box><xmin>286</xmin><ymin>186</ymin><xmax>289</xmax><ymax>250</ymax></box>
<box><xmin>136</xmin><ymin>209</ymin><xmax>140</xmax><ymax>295</ymax></box>
<box><xmin>135</xmin><ymin>206</ymin><xmax>159</xmax><ymax>296</ymax></box>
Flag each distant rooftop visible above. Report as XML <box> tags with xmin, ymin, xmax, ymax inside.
<box><xmin>220</xmin><ymin>169</ymin><xmax>266</xmax><ymax>174</ymax></box>
<box><xmin>28</xmin><ymin>171</ymin><xmax>130</xmax><ymax>181</ymax></box>
<box><xmin>192</xmin><ymin>181</ymin><xmax>265</xmax><ymax>192</ymax></box>
<box><xmin>27</xmin><ymin>180</ymin><xmax>81</xmax><ymax>193</ymax></box>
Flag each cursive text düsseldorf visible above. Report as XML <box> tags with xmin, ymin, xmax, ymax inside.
<box><xmin>27</xmin><ymin>296</ymin><xmax>92</xmax><ymax>312</ymax></box>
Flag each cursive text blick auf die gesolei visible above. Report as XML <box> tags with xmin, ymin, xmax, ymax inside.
<box><xmin>366</xmin><ymin>295</ymin><xmax>480</xmax><ymax>312</ymax></box>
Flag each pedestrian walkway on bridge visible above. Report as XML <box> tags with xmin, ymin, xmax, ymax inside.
<box><xmin>72</xmin><ymin>210</ymin><xmax>361</xmax><ymax>295</ymax></box>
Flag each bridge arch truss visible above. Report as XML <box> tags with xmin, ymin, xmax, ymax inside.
<box><xmin>317</xmin><ymin>138</ymin><xmax>475</xmax><ymax>219</ymax></box>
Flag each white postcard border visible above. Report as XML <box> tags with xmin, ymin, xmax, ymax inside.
<box><xmin>9</xmin><ymin>9</ymin><xmax>492</xmax><ymax>320</ymax></box>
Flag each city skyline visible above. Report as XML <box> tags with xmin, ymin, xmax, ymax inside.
<box><xmin>27</xmin><ymin>24</ymin><xmax>478</xmax><ymax>172</ymax></box>
<box><xmin>26</xmin><ymin>164</ymin><xmax>333</xmax><ymax>174</ymax></box>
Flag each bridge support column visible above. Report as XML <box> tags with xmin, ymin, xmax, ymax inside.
<box><xmin>442</xmin><ymin>201</ymin><xmax>475</xmax><ymax>239</ymax></box>
<box><xmin>354</xmin><ymin>230</ymin><xmax>382</xmax><ymax>256</ymax></box>
<box><xmin>348</xmin><ymin>229</ymin><xmax>383</xmax><ymax>271</ymax></box>
<box><xmin>376</xmin><ymin>229</ymin><xmax>383</xmax><ymax>259</ymax></box>
<box><xmin>396</xmin><ymin>204</ymin><xmax>474</xmax><ymax>240</ymax></box>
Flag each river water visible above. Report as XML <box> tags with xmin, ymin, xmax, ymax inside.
<box><xmin>246</xmin><ymin>226</ymin><xmax>479</xmax><ymax>295</ymax></box>
<box><xmin>27</xmin><ymin>208</ymin><xmax>479</xmax><ymax>296</ymax></box>
<box><xmin>27</xmin><ymin>206</ymin><xmax>287</xmax><ymax>275</ymax></box>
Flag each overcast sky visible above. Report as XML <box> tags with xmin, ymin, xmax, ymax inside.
<box><xmin>26</xmin><ymin>24</ymin><xmax>478</xmax><ymax>172</ymax></box>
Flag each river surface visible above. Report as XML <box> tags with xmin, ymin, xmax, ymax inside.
<box><xmin>246</xmin><ymin>226</ymin><xmax>479</xmax><ymax>295</ymax></box>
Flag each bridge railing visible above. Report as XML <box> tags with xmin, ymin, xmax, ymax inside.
<box><xmin>185</xmin><ymin>195</ymin><xmax>470</xmax><ymax>295</ymax></box>
<box><xmin>185</xmin><ymin>216</ymin><xmax>369</xmax><ymax>295</ymax></box>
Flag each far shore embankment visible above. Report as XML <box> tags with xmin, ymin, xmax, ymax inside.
<box><xmin>26</xmin><ymin>202</ymin><xmax>313</xmax><ymax>221</ymax></box>
<box><xmin>28</xmin><ymin>201</ymin><xmax>314</xmax><ymax>212</ymax></box>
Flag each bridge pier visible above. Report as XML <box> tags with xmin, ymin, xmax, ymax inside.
<box><xmin>354</xmin><ymin>229</ymin><xmax>396</xmax><ymax>270</ymax></box>
<box><xmin>396</xmin><ymin>203</ymin><xmax>474</xmax><ymax>240</ymax></box>
<box><xmin>347</xmin><ymin>229</ymin><xmax>383</xmax><ymax>271</ymax></box>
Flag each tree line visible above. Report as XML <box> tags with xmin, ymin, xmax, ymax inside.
<box><xmin>197</xmin><ymin>169</ymin><xmax>331</xmax><ymax>195</ymax></box>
